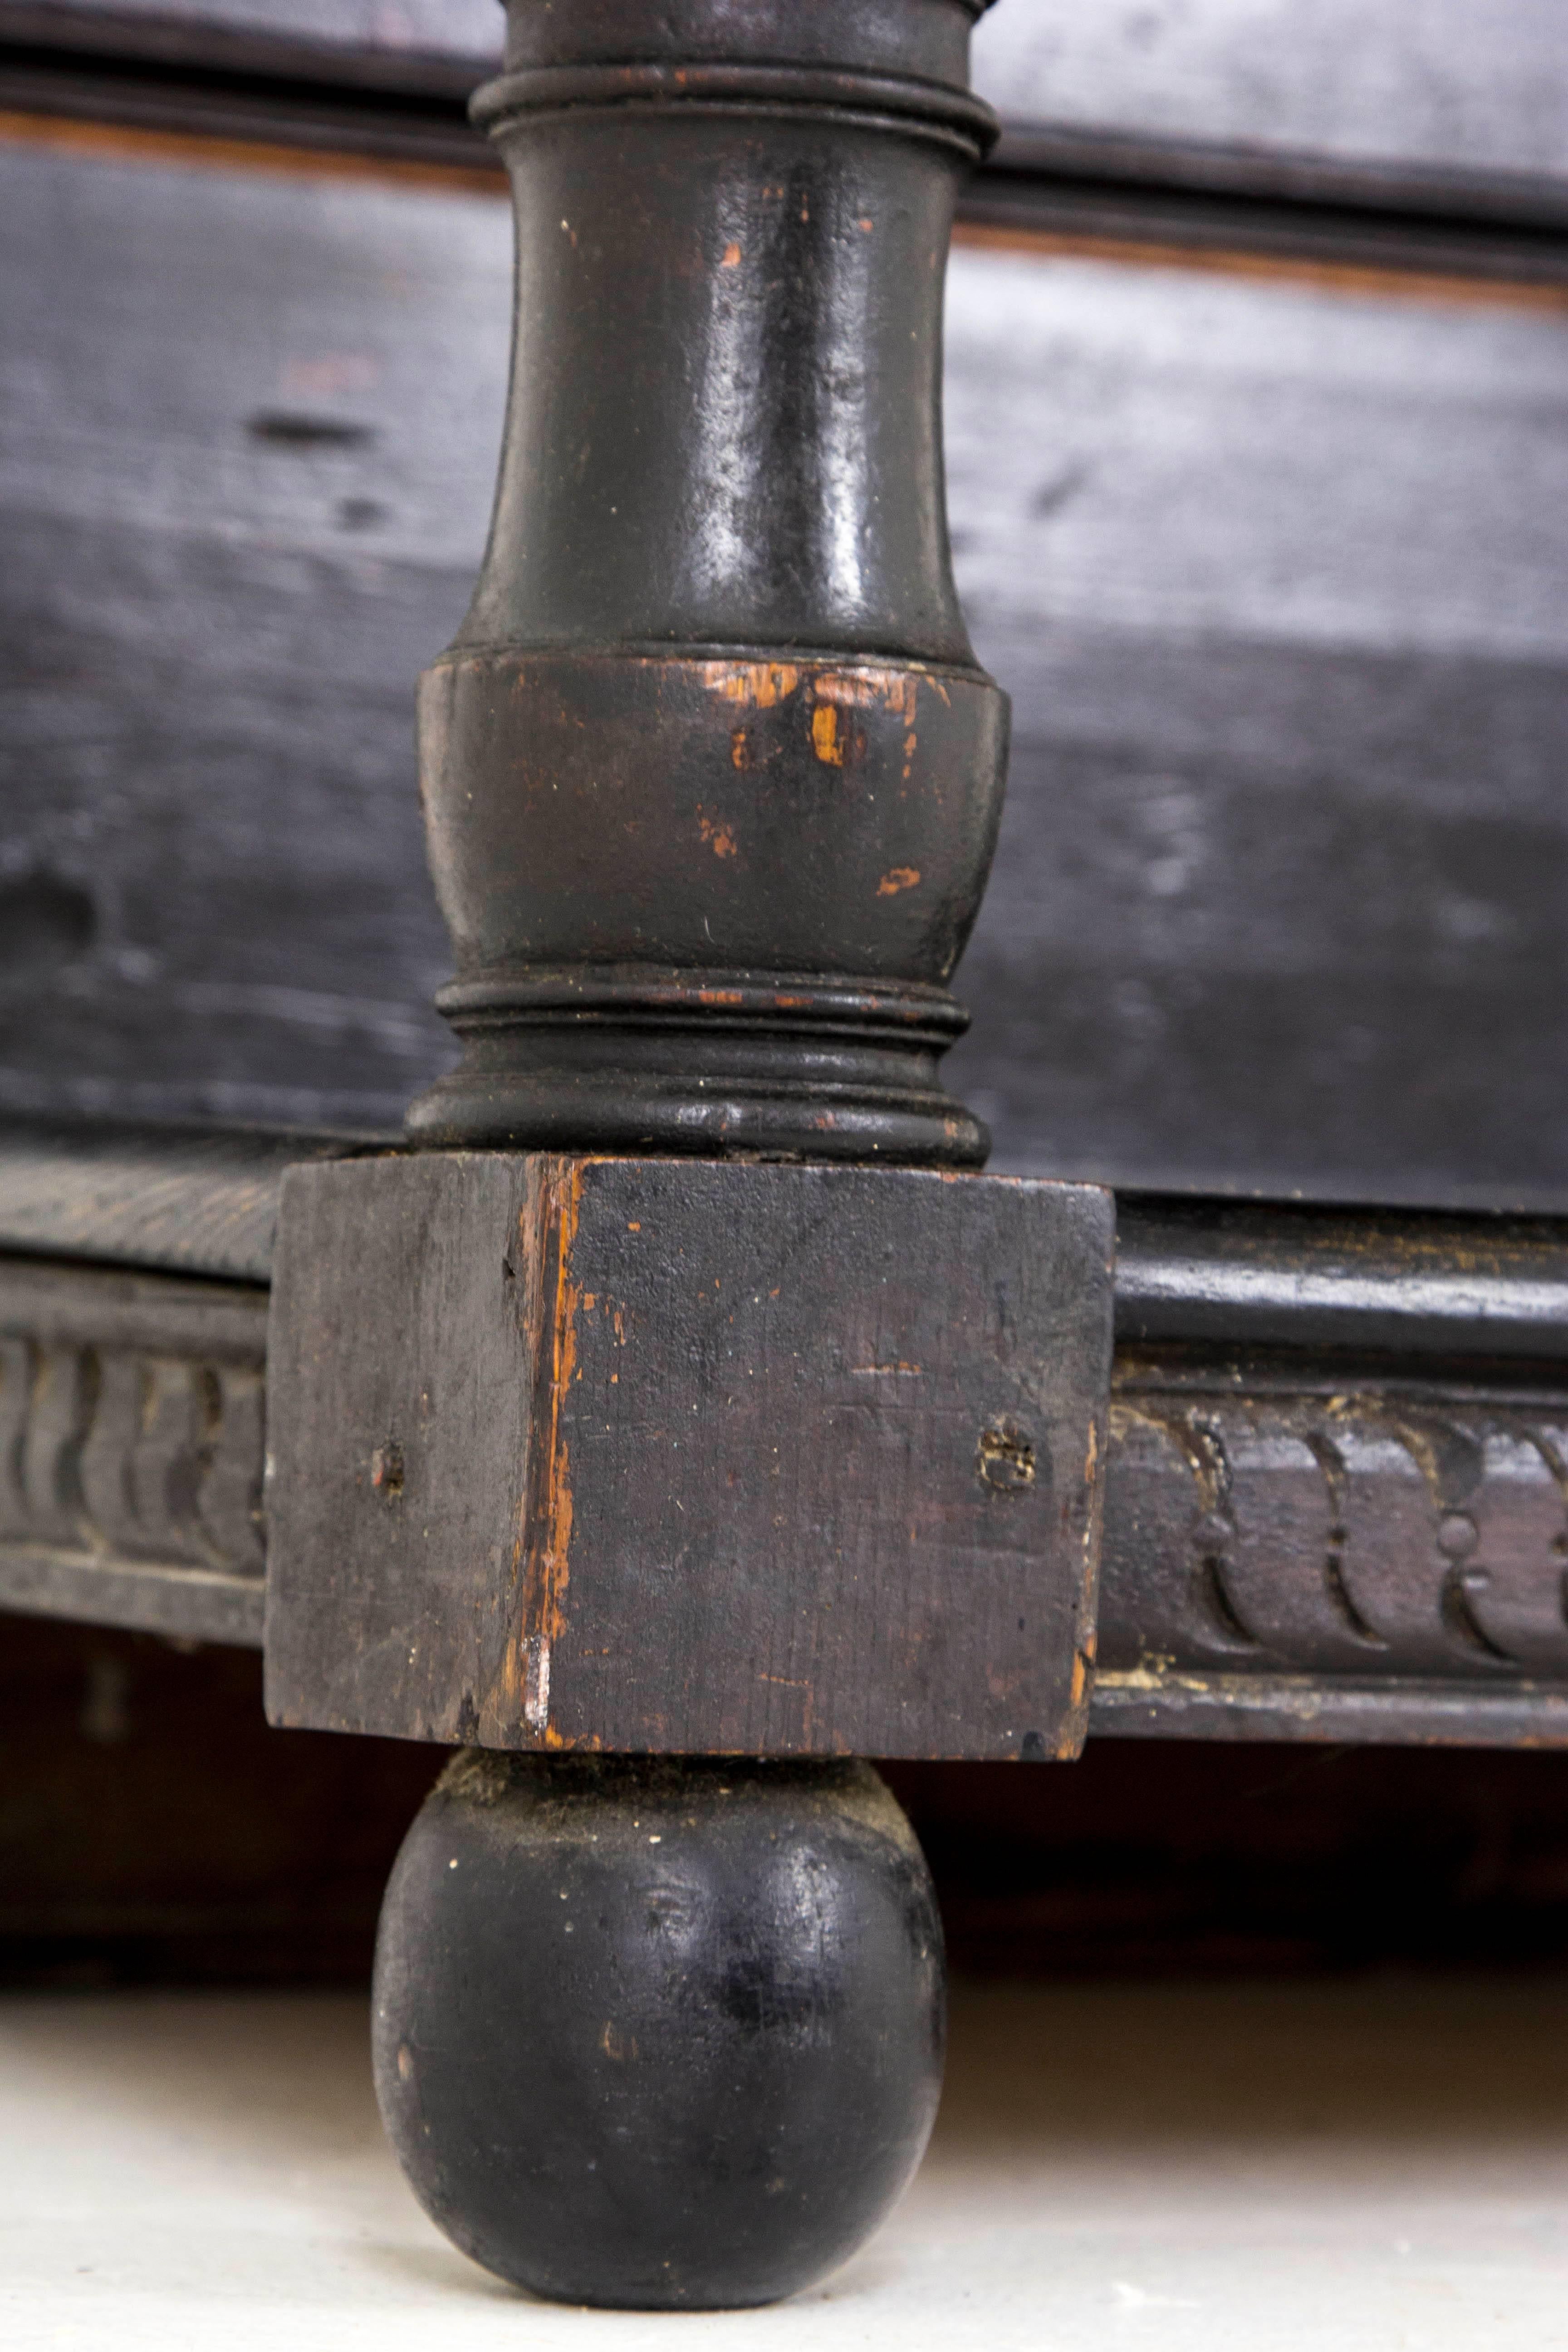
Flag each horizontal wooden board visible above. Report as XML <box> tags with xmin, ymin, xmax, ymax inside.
<box><xmin>973</xmin><ymin>0</ymin><xmax>1568</xmax><ymax>188</ymax></box>
<box><xmin>0</xmin><ymin>1119</ymin><xmax>356</xmax><ymax>1278</ymax></box>
<box><xmin>940</xmin><ymin>244</ymin><xmax>1568</xmax><ymax>1203</ymax></box>
<box><xmin>0</xmin><ymin>140</ymin><xmax>484</xmax><ymax>1127</ymax></box>
<box><xmin>44</xmin><ymin>0</ymin><xmax>503</xmax><ymax>64</ymax></box>
<box><xmin>1089</xmin><ymin>1674</ymin><xmax>1568</xmax><ymax>1746</ymax></box>
<box><xmin>0</xmin><ymin>1548</ymin><xmax>265</xmax><ymax>1642</ymax></box>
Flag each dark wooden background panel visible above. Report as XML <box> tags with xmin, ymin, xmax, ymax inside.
<box><xmin>0</xmin><ymin>145</ymin><xmax>509</xmax><ymax>563</ymax></box>
<box><xmin>2</xmin><ymin>127</ymin><xmax>1565</xmax><ymax>1204</ymax></box>
<box><xmin>941</xmin><ymin>246</ymin><xmax>1568</xmax><ymax>1205</ymax></box>
<box><xmin>973</xmin><ymin>0</ymin><xmax>1568</xmax><ymax>186</ymax></box>
<box><xmin>947</xmin><ymin>622</ymin><xmax>1568</xmax><ymax>1205</ymax></box>
<box><xmin>0</xmin><ymin>139</ymin><xmax>492</xmax><ymax>1124</ymax></box>
<box><xmin>945</xmin><ymin>251</ymin><xmax>1567</xmax><ymax>663</ymax></box>
<box><xmin>50</xmin><ymin>0</ymin><xmax>503</xmax><ymax>62</ymax></box>
<box><xmin>4</xmin><ymin>503</ymin><xmax>453</xmax><ymax>1127</ymax></box>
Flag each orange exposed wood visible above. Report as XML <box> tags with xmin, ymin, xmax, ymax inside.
<box><xmin>952</xmin><ymin>217</ymin><xmax>1568</xmax><ymax>315</ymax></box>
<box><xmin>0</xmin><ymin>106</ymin><xmax>506</xmax><ymax>199</ymax></box>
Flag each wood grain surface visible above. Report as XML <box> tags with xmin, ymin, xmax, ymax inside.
<box><xmin>264</xmin><ymin>1154</ymin><xmax>1114</xmax><ymax>1758</ymax></box>
<box><xmin>974</xmin><ymin>0</ymin><xmax>1568</xmax><ymax>186</ymax></box>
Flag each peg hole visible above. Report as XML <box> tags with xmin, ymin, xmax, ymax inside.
<box><xmin>978</xmin><ymin>1421</ymin><xmax>1035</xmax><ymax>1494</ymax></box>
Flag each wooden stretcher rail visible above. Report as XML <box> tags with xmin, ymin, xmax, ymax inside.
<box><xmin>3</xmin><ymin>1124</ymin><xmax>1567</xmax><ymax>1744</ymax></box>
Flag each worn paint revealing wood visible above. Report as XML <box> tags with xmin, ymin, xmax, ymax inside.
<box><xmin>522</xmin><ymin>1632</ymin><xmax>550</xmax><ymax>1730</ymax></box>
<box><xmin>698</xmin><ymin>659</ymin><xmax>927</xmax><ymax>730</ymax></box>
<box><xmin>814</xmin><ymin>669</ymin><xmax>921</xmax><ymax>723</ymax></box>
<box><xmin>263</xmin><ymin>1154</ymin><xmax>1116</xmax><ymax>1758</ymax></box>
<box><xmin>810</xmin><ymin>705</ymin><xmax>843</xmax><ymax>764</ymax></box>
<box><xmin>504</xmin><ymin>1157</ymin><xmax>583</xmax><ymax>1746</ymax></box>
<box><xmin>703</xmin><ymin>661</ymin><xmax>801</xmax><ymax>708</ymax></box>
<box><xmin>1057</xmin><ymin>1384</ymin><xmax>1111</xmax><ymax>1755</ymax></box>
<box><xmin>408</xmin><ymin>638</ymin><xmax>1003</xmax><ymax>1162</ymax></box>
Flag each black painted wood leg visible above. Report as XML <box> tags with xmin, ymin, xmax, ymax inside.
<box><xmin>270</xmin><ymin>0</ymin><xmax>1023</xmax><ymax>2304</ymax></box>
<box><xmin>372</xmin><ymin>1755</ymin><xmax>946</xmax><ymax>2308</ymax></box>
<box><xmin>405</xmin><ymin>0</ymin><xmax>1006</xmax><ymax>1165</ymax></box>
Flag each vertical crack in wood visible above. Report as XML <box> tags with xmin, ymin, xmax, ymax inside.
<box><xmin>492</xmin><ymin>1156</ymin><xmax>583</xmax><ymax>1746</ymax></box>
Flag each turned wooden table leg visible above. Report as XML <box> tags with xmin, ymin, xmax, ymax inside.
<box><xmin>406</xmin><ymin>0</ymin><xmax>1007</xmax><ymax>1167</ymax></box>
<box><xmin>263</xmin><ymin>0</ymin><xmax>1112</xmax><ymax>2308</ymax></box>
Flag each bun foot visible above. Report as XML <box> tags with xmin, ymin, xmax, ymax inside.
<box><xmin>372</xmin><ymin>1754</ymin><xmax>946</xmax><ymax>2309</ymax></box>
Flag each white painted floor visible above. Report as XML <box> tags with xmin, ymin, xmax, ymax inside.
<box><xmin>4</xmin><ymin>1975</ymin><xmax>1568</xmax><ymax>2350</ymax></box>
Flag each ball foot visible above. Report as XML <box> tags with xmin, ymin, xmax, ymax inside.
<box><xmin>372</xmin><ymin>1754</ymin><xmax>945</xmax><ymax>2308</ymax></box>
